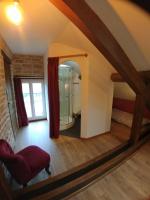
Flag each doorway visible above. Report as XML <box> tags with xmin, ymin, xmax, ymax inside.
<box><xmin>22</xmin><ymin>79</ymin><xmax>47</xmax><ymax>121</ymax></box>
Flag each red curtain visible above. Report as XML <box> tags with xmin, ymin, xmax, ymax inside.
<box><xmin>48</xmin><ymin>57</ymin><xmax>60</xmax><ymax>138</ymax></box>
<box><xmin>14</xmin><ymin>78</ymin><xmax>28</xmax><ymax>127</ymax></box>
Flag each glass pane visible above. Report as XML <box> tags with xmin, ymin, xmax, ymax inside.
<box><xmin>59</xmin><ymin>66</ymin><xmax>73</xmax><ymax>125</ymax></box>
<box><xmin>32</xmin><ymin>83</ymin><xmax>44</xmax><ymax>117</ymax></box>
<box><xmin>22</xmin><ymin>83</ymin><xmax>32</xmax><ymax>118</ymax></box>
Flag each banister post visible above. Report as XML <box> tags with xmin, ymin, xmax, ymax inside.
<box><xmin>130</xmin><ymin>95</ymin><xmax>145</xmax><ymax>144</ymax></box>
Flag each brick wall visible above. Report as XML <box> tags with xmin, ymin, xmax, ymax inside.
<box><xmin>12</xmin><ymin>54</ymin><xmax>44</xmax><ymax>77</ymax></box>
<box><xmin>0</xmin><ymin>38</ymin><xmax>44</xmax><ymax>148</ymax></box>
<box><xmin>0</xmin><ymin>37</ymin><xmax>15</xmax><ymax>147</ymax></box>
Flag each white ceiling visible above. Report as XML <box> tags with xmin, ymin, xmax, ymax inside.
<box><xmin>0</xmin><ymin>0</ymin><xmax>69</xmax><ymax>55</ymax></box>
<box><xmin>0</xmin><ymin>0</ymin><xmax>150</xmax><ymax>72</ymax></box>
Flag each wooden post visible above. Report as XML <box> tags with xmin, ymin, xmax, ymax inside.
<box><xmin>0</xmin><ymin>165</ymin><xmax>13</xmax><ymax>200</ymax></box>
<box><xmin>130</xmin><ymin>95</ymin><xmax>145</xmax><ymax>144</ymax></box>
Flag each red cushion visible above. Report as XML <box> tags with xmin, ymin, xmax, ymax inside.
<box><xmin>113</xmin><ymin>98</ymin><xmax>150</xmax><ymax>119</ymax></box>
<box><xmin>0</xmin><ymin>140</ymin><xmax>14</xmax><ymax>160</ymax></box>
<box><xmin>0</xmin><ymin>140</ymin><xmax>51</xmax><ymax>185</ymax></box>
<box><xmin>113</xmin><ymin>98</ymin><xmax>135</xmax><ymax>113</ymax></box>
<box><xmin>7</xmin><ymin>155</ymin><xmax>32</xmax><ymax>184</ymax></box>
<box><xmin>17</xmin><ymin>146</ymin><xmax>50</xmax><ymax>175</ymax></box>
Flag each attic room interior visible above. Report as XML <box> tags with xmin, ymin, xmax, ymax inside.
<box><xmin>0</xmin><ymin>0</ymin><xmax>150</xmax><ymax>200</ymax></box>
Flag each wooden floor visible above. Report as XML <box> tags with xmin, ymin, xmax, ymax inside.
<box><xmin>13</xmin><ymin>120</ymin><xmax>130</xmax><ymax>189</ymax></box>
<box><xmin>69</xmin><ymin>140</ymin><xmax>150</xmax><ymax>200</ymax></box>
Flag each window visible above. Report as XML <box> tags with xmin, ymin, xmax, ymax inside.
<box><xmin>22</xmin><ymin>79</ymin><xmax>46</xmax><ymax>121</ymax></box>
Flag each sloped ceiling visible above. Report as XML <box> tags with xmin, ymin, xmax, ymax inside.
<box><xmin>0</xmin><ymin>0</ymin><xmax>149</xmax><ymax>73</ymax></box>
<box><xmin>108</xmin><ymin>0</ymin><xmax>150</xmax><ymax>68</ymax></box>
<box><xmin>86</xmin><ymin>0</ymin><xmax>150</xmax><ymax>71</ymax></box>
<box><xmin>0</xmin><ymin>0</ymin><xmax>69</xmax><ymax>55</ymax></box>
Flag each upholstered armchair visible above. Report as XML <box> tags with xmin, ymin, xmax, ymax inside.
<box><xmin>0</xmin><ymin>139</ymin><xmax>51</xmax><ymax>187</ymax></box>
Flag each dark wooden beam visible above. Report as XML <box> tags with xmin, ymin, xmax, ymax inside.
<box><xmin>130</xmin><ymin>95</ymin><xmax>145</xmax><ymax>144</ymax></box>
<box><xmin>49</xmin><ymin>0</ymin><xmax>147</xmax><ymax>97</ymax></box>
<box><xmin>111</xmin><ymin>71</ymin><xmax>150</xmax><ymax>83</ymax></box>
<box><xmin>111</xmin><ymin>73</ymin><xmax>124</xmax><ymax>82</ymax></box>
<box><xmin>130</xmin><ymin>0</ymin><xmax>150</xmax><ymax>14</ymax></box>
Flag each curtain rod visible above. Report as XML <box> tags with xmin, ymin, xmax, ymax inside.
<box><xmin>59</xmin><ymin>53</ymin><xmax>88</xmax><ymax>59</ymax></box>
<box><xmin>49</xmin><ymin>53</ymin><xmax>88</xmax><ymax>59</ymax></box>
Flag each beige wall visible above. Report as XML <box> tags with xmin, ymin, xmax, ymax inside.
<box><xmin>0</xmin><ymin>35</ymin><xmax>15</xmax><ymax>146</ymax></box>
<box><xmin>114</xmin><ymin>83</ymin><xmax>136</xmax><ymax>101</ymax></box>
<box><xmin>12</xmin><ymin>54</ymin><xmax>44</xmax><ymax>77</ymax></box>
<box><xmin>87</xmin><ymin>55</ymin><xmax>113</xmax><ymax>137</ymax></box>
<box><xmin>47</xmin><ymin>43</ymin><xmax>113</xmax><ymax>138</ymax></box>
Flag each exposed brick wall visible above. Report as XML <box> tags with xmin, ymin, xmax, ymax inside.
<box><xmin>0</xmin><ymin>38</ymin><xmax>44</xmax><ymax>148</ymax></box>
<box><xmin>12</xmin><ymin>55</ymin><xmax>44</xmax><ymax>77</ymax></box>
<box><xmin>0</xmin><ymin>41</ymin><xmax>15</xmax><ymax>147</ymax></box>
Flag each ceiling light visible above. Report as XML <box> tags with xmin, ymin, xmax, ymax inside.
<box><xmin>6</xmin><ymin>0</ymin><xmax>23</xmax><ymax>25</ymax></box>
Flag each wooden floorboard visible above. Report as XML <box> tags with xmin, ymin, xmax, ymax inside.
<box><xmin>68</xmin><ymin>140</ymin><xmax>150</xmax><ymax>200</ymax></box>
<box><xmin>15</xmin><ymin>133</ymin><xmax>150</xmax><ymax>200</ymax></box>
<box><xmin>12</xmin><ymin>121</ymin><xmax>150</xmax><ymax>200</ymax></box>
<box><xmin>12</xmin><ymin>120</ymin><xmax>130</xmax><ymax>189</ymax></box>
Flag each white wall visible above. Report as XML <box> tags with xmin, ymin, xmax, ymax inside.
<box><xmin>47</xmin><ymin>43</ymin><xmax>114</xmax><ymax>138</ymax></box>
<box><xmin>86</xmin><ymin>0</ymin><xmax>149</xmax><ymax>71</ymax></box>
<box><xmin>114</xmin><ymin>82</ymin><xmax>136</xmax><ymax>101</ymax></box>
<box><xmin>108</xmin><ymin>0</ymin><xmax>150</xmax><ymax>68</ymax></box>
<box><xmin>86</xmin><ymin>54</ymin><xmax>113</xmax><ymax>137</ymax></box>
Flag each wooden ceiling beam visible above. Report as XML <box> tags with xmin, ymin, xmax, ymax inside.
<box><xmin>129</xmin><ymin>0</ymin><xmax>150</xmax><ymax>14</ymax></box>
<box><xmin>49</xmin><ymin>0</ymin><xmax>147</xmax><ymax>97</ymax></box>
<box><xmin>111</xmin><ymin>70</ymin><xmax>150</xmax><ymax>83</ymax></box>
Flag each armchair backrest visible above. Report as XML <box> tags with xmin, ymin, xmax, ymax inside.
<box><xmin>0</xmin><ymin>139</ymin><xmax>15</xmax><ymax>161</ymax></box>
<box><xmin>0</xmin><ymin>140</ymin><xmax>31</xmax><ymax>184</ymax></box>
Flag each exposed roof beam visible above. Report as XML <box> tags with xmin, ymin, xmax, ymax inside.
<box><xmin>49</xmin><ymin>0</ymin><xmax>147</xmax><ymax>96</ymax></box>
<box><xmin>111</xmin><ymin>71</ymin><xmax>150</xmax><ymax>84</ymax></box>
<box><xmin>129</xmin><ymin>0</ymin><xmax>150</xmax><ymax>14</ymax></box>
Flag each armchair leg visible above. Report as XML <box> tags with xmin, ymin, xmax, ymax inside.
<box><xmin>45</xmin><ymin>165</ymin><xmax>51</xmax><ymax>175</ymax></box>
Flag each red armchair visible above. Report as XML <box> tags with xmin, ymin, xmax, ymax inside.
<box><xmin>0</xmin><ymin>139</ymin><xmax>51</xmax><ymax>187</ymax></box>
